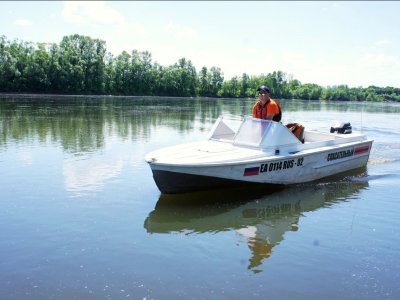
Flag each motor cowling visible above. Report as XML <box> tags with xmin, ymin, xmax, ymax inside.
<box><xmin>330</xmin><ymin>122</ymin><xmax>352</xmax><ymax>134</ymax></box>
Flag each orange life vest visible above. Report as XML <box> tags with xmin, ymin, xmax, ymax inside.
<box><xmin>253</xmin><ymin>100</ymin><xmax>282</xmax><ymax>122</ymax></box>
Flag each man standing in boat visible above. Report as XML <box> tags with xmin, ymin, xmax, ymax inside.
<box><xmin>252</xmin><ymin>85</ymin><xmax>282</xmax><ymax>122</ymax></box>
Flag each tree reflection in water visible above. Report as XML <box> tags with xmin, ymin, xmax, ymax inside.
<box><xmin>0</xmin><ymin>96</ymin><xmax>236</xmax><ymax>152</ymax></box>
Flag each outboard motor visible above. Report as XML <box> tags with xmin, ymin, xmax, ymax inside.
<box><xmin>330</xmin><ymin>122</ymin><xmax>352</xmax><ymax>134</ymax></box>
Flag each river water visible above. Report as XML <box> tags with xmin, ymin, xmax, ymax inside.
<box><xmin>0</xmin><ymin>95</ymin><xmax>399</xmax><ymax>299</ymax></box>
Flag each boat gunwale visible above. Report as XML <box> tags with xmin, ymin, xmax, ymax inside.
<box><xmin>146</xmin><ymin>139</ymin><xmax>373</xmax><ymax>168</ymax></box>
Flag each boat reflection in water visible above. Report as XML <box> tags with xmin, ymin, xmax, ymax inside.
<box><xmin>144</xmin><ymin>169</ymin><xmax>369</xmax><ymax>273</ymax></box>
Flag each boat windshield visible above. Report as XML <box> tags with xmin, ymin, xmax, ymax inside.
<box><xmin>233</xmin><ymin>118</ymin><xmax>272</xmax><ymax>147</ymax></box>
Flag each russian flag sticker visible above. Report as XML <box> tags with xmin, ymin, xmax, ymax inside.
<box><xmin>354</xmin><ymin>145</ymin><xmax>369</xmax><ymax>155</ymax></box>
<box><xmin>243</xmin><ymin>166</ymin><xmax>260</xmax><ymax>176</ymax></box>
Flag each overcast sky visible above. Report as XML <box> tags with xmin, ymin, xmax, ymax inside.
<box><xmin>2</xmin><ymin>1</ymin><xmax>400</xmax><ymax>88</ymax></box>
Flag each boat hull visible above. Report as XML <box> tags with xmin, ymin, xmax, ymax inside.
<box><xmin>152</xmin><ymin>170</ymin><xmax>283</xmax><ymax>194</ymax></box>
<box><xmin>148</xmin><ymin>140</ymin><xmax>373</xmax><ymax>194</ymax></box>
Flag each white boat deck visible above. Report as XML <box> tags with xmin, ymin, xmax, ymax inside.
<box><xmin>146</xmin><ymin>140</ymin><xmax>264</xmax><ymax>166</ymax></box>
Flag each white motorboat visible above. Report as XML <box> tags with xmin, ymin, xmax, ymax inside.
<box><xmin>145</xmin><ymin>116</ymin><xmax>373</xmax><ymax>193</ymax></box>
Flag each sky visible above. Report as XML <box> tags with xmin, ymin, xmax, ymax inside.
<box><xmin>1</xmin><ymin>1</ymin><xmax>400</xmax><ymax>88</ymax></box>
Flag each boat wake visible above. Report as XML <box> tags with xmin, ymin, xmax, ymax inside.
<box><xmin>351</xmin><ymin>173</ymin><xmax>396</xmax><ymax>181</ymax></box>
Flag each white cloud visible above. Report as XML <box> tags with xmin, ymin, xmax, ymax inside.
<box><xmin>375</xmin><ymin>39</ymin><xmax>390</xmax><ymax>46</ymax></box>
<box><xmin>289</xmin><ymin>52</ymin><xmax>400</xmax><ymax>87</ymax></box>
<box><xmin>62</xmin><ymin>1</ymin><xmax>122</xmax><ymax>26</ymax></box>
<box><xmin>321</xmin><ymin>2</ymin><xmax>340</xmax><ymax>12</ymax></box>
<box><xmin>13</xmin><ymin>19</ymin><xmax>32</xmax><ymax>26</ymax></box>
<box><xmin>359</xmin><ymin>53</ymin><xmax>400</xmax><ymax>68</ymax></box>
<box><xmin>162</xmin><ymin>21</ymin><xmax>198</xmax><ymax>40</ymax></box>
<box><xmin>62</xmin><ymin>1</ymin><xmax>146</xmax><ymax>36</ymax></box>
<box><xmin>219</xmin><ymin>45</ymin><xmax>400</xmax><ymax>88</ymax></box>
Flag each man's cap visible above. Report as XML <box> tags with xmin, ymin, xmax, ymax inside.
<box><xmin>257</xmin><ymin>85</ymin><xmax>270</xmax><ymax>93</ymax></box>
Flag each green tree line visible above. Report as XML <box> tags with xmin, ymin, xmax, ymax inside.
<box><xmin>1</xmin><ymin>34</ymin><xmax>399</xmax><ymax>102</ymax></box>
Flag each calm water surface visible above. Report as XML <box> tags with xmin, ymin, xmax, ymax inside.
<box><xmin>0</xmin><ymin>95</ymin><xmax>399</xmax><ymax>299</ymax></box>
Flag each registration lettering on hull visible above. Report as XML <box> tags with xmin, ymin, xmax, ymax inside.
<box><xmin>243</xmin><ymin>157</ymin><xmax>305</xmax><ymax>177</ymax></box>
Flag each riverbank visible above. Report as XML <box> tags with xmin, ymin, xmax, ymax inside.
<box><xmin>0</xmin><ymin>93</ymin><xmax>203</xmax><ymax>100</ymax></box>
<box><xmin>1</xmin><ymin>92</ymin><xmax>399</xmax><ymax>103</ymax></box>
